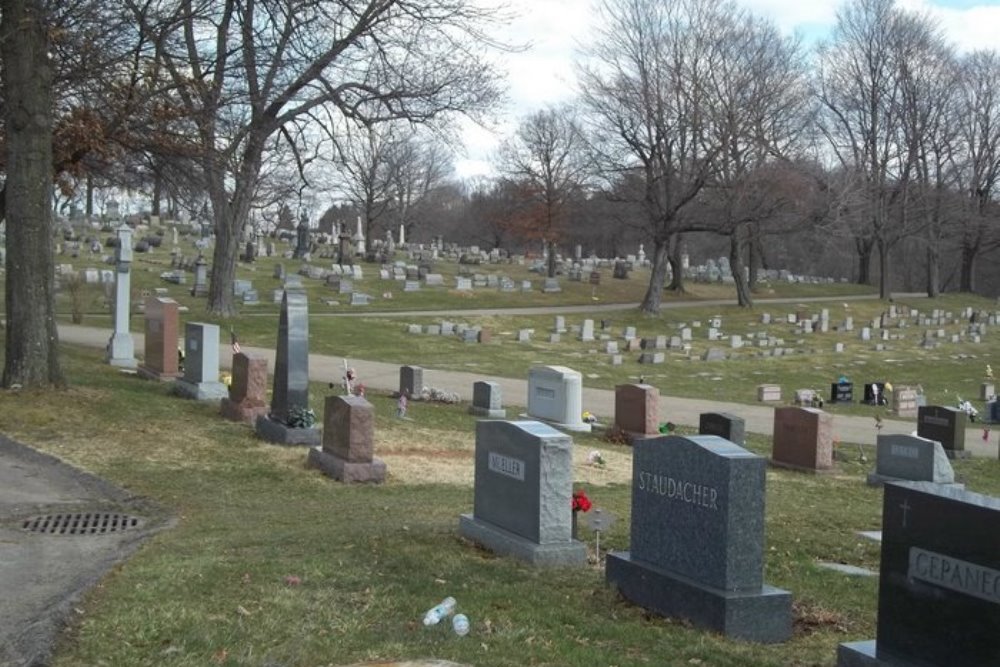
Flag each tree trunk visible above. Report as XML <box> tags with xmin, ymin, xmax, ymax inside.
<box><xmin>666</xmin><ymin>232</ymin><xmax>685</xmax><ymax>292</ymax></box>
<box><xmin>639</xmin><ymin>238</ymin><xmax>669</xmax><ymax>314</ymax></box>
<box><xmin>855</xmin><ymin>237</ymin><xmax>873</xmax><ymax>285</ymax></box>
<box><xmin>1</xmin><ymin>0</ymin><xmax>64</xmax><ymax>388</ymax></box>
<box><xmin>85</xmin><ymin>173</ymin><xmax>94</xmax><ymax>218</ymax></box>
<box><xmin>151</xmin><ymin>169</ymin><xmax>162</xmax><ymax>217</ymax></box>
<box><xmin>546</xmin><ymin>239</ymin><xmax>557</xmax><ymax>278</ymax></box>
<box><xmin>877</xmin><ymin>238</ymin><xmax>890</xmax><ymax>299</ymax></box>
<box><xmin>959</xmin><ymin>243</ymin><xmax>976</xmax><ymax>293</ymax></box>
<box><xmin>730</xmin><ymin>226</ymin><xmax>753</xmax><ymax>308</ymax></box>
<box><xmin>925</xmin><ymin>244</ymin><xmax>940</xmax><ymax>298</ymax></box>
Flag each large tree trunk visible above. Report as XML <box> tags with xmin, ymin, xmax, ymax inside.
<box><xmin>877</xmin><ymin>238</ymin><xmax>890</xmax><ymax>299</ymax></box>
<box><xmin>959</xmin><ymin>243</ymin><xmax>976</xmax><ymax>293</ymax></box>
<box><xmin>639</xmin><ymin>237</ymin><xmax>670</xmax><ymax>314</ymax></box>
<box><xmin>925</xmin><ymin>244</ymin><xmax>940</xmax><ymax>298</ymax></box>
<box><xmin>730</xmin><ymin>225</ymin><xmax>753</xmax><ymax>308</ymax></box>
<box><xmin>666</xmin><ymin>232</ymin><xmax>685</xmax><ymax>292</ymax></box>
<box><xmin>206</xmin><ymin>137</ymin><xmax>265</xmax><ymax>317</ymax></box>
<box><xmin>855</xmin><ymin>236</ymin><xmax>874</xmax><ymax>285</ymax></box>
<box><xmin>1</xmin><ymin>0</ymin><xmax>64</xmax><ymax>388</ymax></box>
<box><xmin>546</xmin><ymin>239</ymin><xmax>557</xmax><ymax>278</ymax></box>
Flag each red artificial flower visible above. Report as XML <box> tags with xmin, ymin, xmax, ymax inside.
<box><xmin>572</xmin><ymin>489</ymin><xmax>592</xmax><ymax>513</ymax></box>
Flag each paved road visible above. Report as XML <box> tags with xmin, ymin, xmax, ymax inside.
<box><xmin>59</xmin><ymin>322</ymin><xmax>997</xmax><ymax>458</ymax></box>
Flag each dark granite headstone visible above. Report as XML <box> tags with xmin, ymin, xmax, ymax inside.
<box><xmin>469</xmin><ymin>380</ymin><xmax>505</xmax><ymax>418</ymax></box>
<box><xmin>698</xmin><ymin>412</ymin><xmax>746</xmax><ymax>445</ymax></box>
<box><xmin>863</xmin><ymin>382</ymin><xmax>888</xmax><ymax>406</ymax></box>
<box><xmin>399</xmin><ymin>365</ymin><xmax>423</xmax><ymax>398</ymax></box>
<box><xmin>838</xmin><ymin>483</ymin><xmax>1000</xmax><ymax>666</ymax></box>
<box><xmin>866</xmin><ymin>434</ymin><xmax>959</xmax><ymax>487</ymax></box>
<box><xmin>830</xmin><ymin>382</ymin><xmax>854</xmax><ymax>404</ymax></box>
<box><xmin>917</xmin><ymin>406</ymin><xmax>968</xmax><ymax>459</ymax></box>
<box><xmin>255</xmin><ymin>290</ymin><xmax>319</xmax><ymax>445</ymax></box>
<box><xmin>606</xmin><ymin>435</ymin><xmax>791</xmax><ymax>643</ymax></box>
<box><xmin>458</xmin><ymin>420</ymin><xmax>586</xmax><ymax>566</ymax></box>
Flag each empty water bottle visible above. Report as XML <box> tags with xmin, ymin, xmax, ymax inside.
<box><xmin>452</xmin><ymin>613</ymin><xmax>470</xmax><ymax>636</ymax></box>
<box><xmin>422</xmin><ymin>596</ymin><xmax>457</xmax><ymax>626</ymax></box>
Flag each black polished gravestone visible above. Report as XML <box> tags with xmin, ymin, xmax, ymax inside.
<box><xmin>698</xmin><ymin>412</ymin><xmax>746</xmax><ymax>446</ymax></box>
<box><xmin>255</xmin><ymin>290</ymin><xmax>320</xmax><ymax>445</ymax></box>
<box><xmin>830</xmin><ymin>381</ymin><xmax>854</xmax><ymax>404</ymax></box>
<box><xmin>863</xmin><ymin>382</ymin><xmax>888</xmax><ymax>406</ymax></box>
<box><xmin>606</xmin><ymin>435</ymin><xmax>792</xmax><ymax>643</ymax></box>
<box><xmin>916</xmin><ymin>405</ymin><xmax>969</xmax><ymax>459</ymax></box>
<box><xmin>838</xmin><ymin>482</ymin><xmax>1000</xmax><ymax>666</ymax></box>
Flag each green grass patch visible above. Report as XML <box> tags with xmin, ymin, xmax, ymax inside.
<box><xmin>1</xmin><ymin>344</ymin><xmax>997</xmax><ymax>666</ymax></box>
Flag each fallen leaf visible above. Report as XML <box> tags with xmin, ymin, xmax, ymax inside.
<box><xmin>284</xmin><ymin>575</ymin><xmax>302</xmax><ymax>586</ymax></box>
<box><xmin>236</xmin><ymin>605</ymin><xmax>251</xmax><ymax>617</ymax></box>
<box><xmin>211</xmin><ymin>648</ymin><xmax>228</xmax><ymax>663</ymax></box>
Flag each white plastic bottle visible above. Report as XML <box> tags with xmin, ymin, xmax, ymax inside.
<box><xmin>422</xmin><ymin>596</ymin><xmax>457</xmax><ymax>626</ymax></box>
<box><xmin>452</xmin><ymin>613</ymin><xmax>470</xmax><ymax>636</ymax></box>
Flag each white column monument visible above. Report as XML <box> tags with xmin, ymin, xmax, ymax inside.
<box><xmin>353</xmin><ymin>216</ymin><xmax>366</xmax><ymax>255</ymax></box>
<box><xmin>106</xmin><ymin>223</ymin><xmax>138</xmax><ymax>368</ymax></box>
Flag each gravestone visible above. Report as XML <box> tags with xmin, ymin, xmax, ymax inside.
<box><xmin>866</xmin><ymin>434</ymin><xmax>960</xmax><ymax>488</ymax></box>
<box><xmin>458</xmin><ymin>420</ymin><xmax>586</xmax><ymax>566</ymax></box>
<box><xmin>893</xmin><ymin>386</ymin><xmax>919</xmax><ymax>418</ymax></box>
<box><xmin>771</xmin><ymin>407</ymin><xmax>834</xmax><ymax>473</ymax></box>
<box><xmin>757</xmin><ymin>384</ymin><xmax>781</xmax><ymax>402</ymax></box>
<box><xmin>838</xmin><ymin>482</ymin><xmax>1000</xmax><ymax>666</ymax></box>
<box><xmin>917</xmin><ymin>406</ymin><xmax>969</xmax><ymax>459</ymax></box>
<box><xmin>830</xmin><ymin>381</ymin><xmax>854</xmax><ymax>404</ymax></box>
<box><xmin>699</xmin><ymin>412</ymin><xmax>746</xmax><ymax>446</ymax></box>
<box><xmin>614</xmin><ymin>384</ymin><xmax>659</xmax><ymax>440</ymax></box>
<box><xmin>526</xmin><ymin>366</ymin><xmax>590</xmax><ymax>432</ymax></box>
<box><xmin>106</xmin><ymin>223</ymin><xmax>138</xmax><ymax>368</ymax></box>
<box><xmin>137</xmin><ymin>297</ymin><xmax>181</xmax><ymax>381</ymax></box>
<box><xmin>469</xmin><ymin>380</ymin><xmax>506</xmax><ymax>418</ymax></box>
<box><xmin>606</xmin><ymin>435</ymin><xmax>792</xmax><ymax>643</ymax></box>
<box><xmin>174</xmin><ymin>323</ymin><xmax>228</xmax><ymax>400</ymax></box>
<box><xmin>579</xmin><ymin>319</ymin><xmax>595</xmax><ymax>342</ymax></box>
<box><xmin>255</xmin><ymin>290</ymin><xmax>320</xmax><ymax>446</ymax></box>
<box><xmin>399</xmin><ymin>365</ymin><xmax>423</xmax><ymax>397</ymax></box>
<box><xmin>308</xmin><ymin>395</ymin><xmax>386</xmax><ymax>483</ymax></box>
<box><xmin>542</xmin><ymin>278</ymin><xmax>561</xmax><ymax>293</ymax></box>
<box><xmin>190</xmin><ymin>256</ymin><xmax>208</xmax><ymax>297</ymax></box>
<box><xmin>220</xmin><ymin>353</ymin><xmax>269</xmax><ymax>423</ymax></box>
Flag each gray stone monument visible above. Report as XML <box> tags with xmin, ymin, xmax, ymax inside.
<box><xmin>459</xmin><ymin>420</ymin><xmax>586</xmax><ymax>566</ymax></box>
<box><xmin>866</xmin><ymin>434</ymin><xmax>961</xmax><ymax>488</ymax></box>
<box><xmin>174</xmin><ymin>322</ymin><xmax>229</xmax><ymax>400</ymax></box>
<box><xmin>469</xmin><ymin>380</ymin><xmax>506</xmax><ymax>418</ymax></box>
<box><xmin>106</xmin><ymin>224</ymin><xmax>137</xmax><ymax>368</ymax></box>
<box><xmin>308</xmin><ymin>395</ymin><xmax>386</xmax><ymax>483</ymax></box>
<box><xmin>606</xmin><ymin>434</ymin><xmax>792</xmax><ymax>643</ymax></box>
<box><xmin>191</xmin><ymin>255</ymin><xmax>208</xmax><ymax>297</ymax></box>
<box><xmin>255</xmin><ymin>290</ymin><xmax>320</xmax><ymax>445</ymax></box>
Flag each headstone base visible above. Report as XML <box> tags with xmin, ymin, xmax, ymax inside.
<box><xmin>106</xmin><ymin>334</ymin><xmax>137</xmax><ymax>369</ymax></box>
<box><xmin>107</xmin><ymin>355</ymin><xmax>138</xmax><ymax>369</ymax></box>
<box><xmin>519</xmin><ymin>413</ymin><xmax>592</xmax><ymax>433</ymax></box>
<box><xmin>943</xmin><ymin>449</ymin><xmax>972</xmax><ymax>460</ymax></box>
<box><xmin>865</xmin><ymin>473</ymin><xmax>964</xmax><ymax>489</ymax></box>
<box><xmin>768</xmin><ymin>459</ymin><xmax>836</xmax><ymax>475</ymax></box>
<box><xmin>606</xmin><ymin>551</ymin><xmax>792</xmax><ymax>644</ymax></box>
<box><xmin>308</xmin><ymin>447</ymin><xmax>386</xmax><ymax>483</ymax></box>
<box><xmin>137</xmin><ymin>366</ymin><xmax>181</xmax><ymax>382</ymax></box>
<box><xmin>837</xmin><ymin>640</ymin><xmax>918</xmax><ymax>666</ymax></box>
<box><xmin>255</xmin><ymin>416</ymin><xmax>321</xmax><ymax>446</ymax></box>
<box><xmin>174</xmin><ymin>380</ymin><xmax>229</xmax><ymax>401</ymax></box>
<box><xmin>458</xmin><ymin>514</ymin><xmax>586</xmax><ymax>567</ymax></box>
<box><xmin>469</xmin><ymin>406</ymin><xmax>507</xmax><ymax>418</ymax></box>
<box><xmin>220</xmin><ymin>398</ymin><xmax>268</xmax><ymax>424</ymax></box>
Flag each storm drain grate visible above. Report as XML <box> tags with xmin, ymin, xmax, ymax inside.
<box><xmin>21</xmin><ymin>512</ymin><xmax>142</xmax><ymax>535</ymax></box>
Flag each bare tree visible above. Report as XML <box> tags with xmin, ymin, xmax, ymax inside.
<box><xmin>387</xmin><ymin>133</ymin><xmax>453</xmax><ymax>243</ymax></box>
<box><xmin>695</xmin><ymin>8</ymin><xmax>809</xmax><ymax>306</ymax></box>
<box><xmin>815</xmin><ymin>0</ymin><xmax>943</xmax><ymax>298</ymax></box>
<box><xmin>128</xmin><ymin>0</ymin><xmax>505</xmax><ymax>316</ymax></box>
<box><xmin>578</xmin><ymin>0</ymin><xmax>726</xmax><ymax>313</ymax></box>
<box><xmin>496</xmin><ymin>106</ymin><xmax>588</xmax><ymax>277</ymax></box>
<box><xmin>953</xmin><ymin>50</ymin><xmax>1000</xmax><ymax>292</ymax></box>
<box><xmin>1</xmin><ymin>0</ymin><xmax>64</xmax><ymax>387</ymax></box>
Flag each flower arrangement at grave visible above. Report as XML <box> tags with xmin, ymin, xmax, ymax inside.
<box><xmin>658</xmin><ymin>421</ymin><xmax>676</xmax><ymax>434</ymax></box>
<box><xmin>286</xmin><ymin>406</ymin><xmax>317</xmax><ymax>428</ymax></box>
<box><xmin>572</xmin><ymin>489</ymin><xmax>592</xmax><ymax>513</ymax></box>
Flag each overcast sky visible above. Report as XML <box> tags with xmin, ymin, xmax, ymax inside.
<box><xmin>453</xmin><ymin>0</ymin><xmax>1000</xmax><ymax>179</ymax></box>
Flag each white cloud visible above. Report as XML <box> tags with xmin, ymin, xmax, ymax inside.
<box><xmin>897</xmin><ymin>0</ymin><xmax>1000</xmax><ymax>52</ymax></box>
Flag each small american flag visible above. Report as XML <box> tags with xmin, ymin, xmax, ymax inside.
<box><xmin>230</xmin><ymin>328</ymin><xmax>241</xmax><ymax>355</ymax></box>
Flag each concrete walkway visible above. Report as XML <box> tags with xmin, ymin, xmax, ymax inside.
<box><xmin>58</xmin><ymin>323</ymin><xmax>998</xmax><ymax>458</ymax></box>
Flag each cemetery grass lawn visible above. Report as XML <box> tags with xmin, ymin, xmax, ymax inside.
<box><xmin>2</xmin><ymin>346</ymin><xmax>998</xmax><ymax>666</ymax></box>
